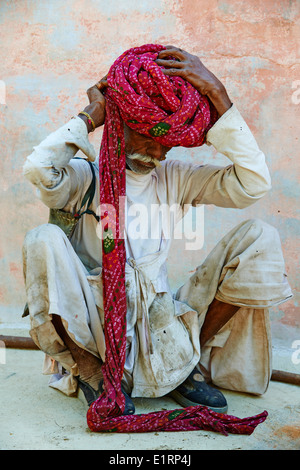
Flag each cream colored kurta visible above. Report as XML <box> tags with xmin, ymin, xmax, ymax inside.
<box><xmin>22</xmin><ymin>105</ymin><xmax>292</xmax><ymax>398</ymax></box>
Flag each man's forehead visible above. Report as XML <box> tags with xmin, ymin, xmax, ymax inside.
<box><xmin>124</xmin><ymin>123</ymin><xmax>153</xmax><ymax>141</ymax></box>
<box><xmin>123</xmin><ymin>122</ymin><xmax>175</xmax><ymax>151</ymax></box>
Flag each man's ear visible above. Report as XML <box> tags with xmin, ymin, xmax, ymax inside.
<box><xmin>123</xmin><ymin>122</ymin><xmax>130</xmax><ymax>145</ymax></box>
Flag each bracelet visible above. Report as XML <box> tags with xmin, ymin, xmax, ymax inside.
<box><xmin>78</xmin><ymin>111</ymin><xmax>95</xmax><ymax>132</ymax></box>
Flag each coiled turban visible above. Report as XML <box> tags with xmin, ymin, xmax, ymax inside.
<box><xmin>103</xmin><ymin>43</ymin><xmax>218</xmax><ymax>147</ymax></box>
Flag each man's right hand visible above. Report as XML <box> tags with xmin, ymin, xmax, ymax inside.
<box><xmin>78</xmin><ymin>76</ymin><xmax>108</xmax><ymax>132</ymax></box>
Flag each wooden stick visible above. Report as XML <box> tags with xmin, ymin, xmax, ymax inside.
<box><xmin>271</xmin><ymin>369</ymin><xmax>300</xmax><ymax>386</ymax></box>
<box><xmin>0</xmin><ymin>335</ymin><xmax>39</xmax><ymax>350</ymax></box>
<box><xmin>1</xmin><ymin>335</ymin><xmax>300</xmax><ymax>386</ymax></box>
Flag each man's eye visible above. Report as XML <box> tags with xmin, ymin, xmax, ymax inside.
<box><xmin>138</xmin><ymin>132</ymin><xmax>151</xmax><ymax>140</ymax></box>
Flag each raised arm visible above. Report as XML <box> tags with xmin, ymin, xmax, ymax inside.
<box><xmin>156</xmin><ymin>46</ymin><xmax>271</xmax><ymax>208</ymax></box>
<box><xmin>23</xmin><ymin>78</ymin><xmax>107</xmax><ymax>209</ymax></box>
<box><xmin>77</xmin><ymin>77</ymin><xmax>107</xmax><ymax>133</ymax></box>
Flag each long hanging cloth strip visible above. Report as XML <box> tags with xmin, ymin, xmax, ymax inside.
<box><xmin>86</xmin><ymin>44</ymin><xmax>268</xmax><ymax>435</ymax></box>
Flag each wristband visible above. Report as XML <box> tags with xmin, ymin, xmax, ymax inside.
<box><xmin>78</xmin><ymin>111</ymin><xmax>96</xmax><ymax>132</ymax></box>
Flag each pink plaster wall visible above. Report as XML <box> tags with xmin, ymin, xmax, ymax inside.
<box><xmin>0</xmin><ymin>0</ymin><xmax>299</xmax><ymax>344</ymax></box>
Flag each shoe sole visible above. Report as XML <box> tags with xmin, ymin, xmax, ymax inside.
<box><xmin>169</xmin><ymin>390</ymin><xmax>228</xmax><ymax>414</ymax></box>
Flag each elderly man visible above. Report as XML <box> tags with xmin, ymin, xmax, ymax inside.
<box><xmin>22</xmin><ymin>45</ymin><xmax>292</xmax><ymax>416</ymax></box>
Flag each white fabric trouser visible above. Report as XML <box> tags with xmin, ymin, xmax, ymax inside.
<box><xmin>22</xmin><ymin>219</ymin><xmax>292</xmax><ymax>396</ymax></box>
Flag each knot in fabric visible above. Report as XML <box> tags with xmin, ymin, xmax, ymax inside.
<box><xmin>127</xmin><ymin>257</ymin><xmax>137</xmax><ymax>270</ymax></box>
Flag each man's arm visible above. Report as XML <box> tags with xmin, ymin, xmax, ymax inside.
<box><xmin>23</xmin><ymin>79</ymin><xmax>107</xmax><ymax>209</ymax></box>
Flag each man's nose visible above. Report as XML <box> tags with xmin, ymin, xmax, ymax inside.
<box><xmin>147</xmin><ymin>142</ymin><xmax>170</xmax><ymax>160</ymax></box>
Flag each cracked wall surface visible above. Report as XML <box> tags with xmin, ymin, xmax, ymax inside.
<box><xmin>0</xmin><ymin>0</ymin><xmax>299</xmax><ymax>347</ymax></box>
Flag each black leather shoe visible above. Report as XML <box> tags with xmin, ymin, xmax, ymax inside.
<box><xmin>169</xmin><ymin>368</ymin><xmax>228</xmax><ymax>413</ymax></box>
<box><xmin>77</xmin><ymin>377</ymin><xmax>103</xmax><ymax>406</ymax></box>
<box><xmin>77</xmin><ymin>377</ymin><xmax>135</xmax><ymax>415</ymax></box>
<box><xmin>122</xmin><ymin>390</ymin><xmax>135</xmax><ymax>415</ymax></box>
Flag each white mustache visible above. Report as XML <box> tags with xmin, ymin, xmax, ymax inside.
<box><xmin>127</xmin><ymin>153</ymin><xmax>162</xmax><ymax>168</ymax></box>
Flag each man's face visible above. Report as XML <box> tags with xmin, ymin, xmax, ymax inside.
<box><xmin>124</xmin><ymin>124</ymin><xmax>172</xmax><ymax>174</ymax></box>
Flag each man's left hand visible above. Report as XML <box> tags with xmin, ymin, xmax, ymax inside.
<box><xmin>156</xmin><ymin>45</ymin><xmax>232</xmax><ymax>117</ymax></box>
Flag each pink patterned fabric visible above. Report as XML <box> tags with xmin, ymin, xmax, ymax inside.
<box><xmin>86</xmin><ymin>44</ymin><xmax>268</xmax><ymax>435</ymax></box>
<box><xmin>103</xmin><ymin>44</ymin><xmax>218</xmax><ymax>147</ymax></box>
<box><xmin>87</xmin><ymin>404</ymin><xmax>268</xmax><ymax>436</ymax></box>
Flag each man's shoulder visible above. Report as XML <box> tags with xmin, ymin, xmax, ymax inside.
<box><xmin>155</xmin><ymin>159</ymin><xmax>204</xmax><ymax>180</ymax></box>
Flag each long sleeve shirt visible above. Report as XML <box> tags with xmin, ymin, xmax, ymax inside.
<box><xmin>23</xmin><ymin>104</ymin><xmax>274</xmax><ymax>397</ymax></box>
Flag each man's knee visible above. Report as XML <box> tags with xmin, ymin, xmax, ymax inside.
<box><xmin>243</xmin><ymin>217</ymin><xmax>275</xmax><ymax>233</ymax></box>
<box><xmin>23</xmin><ymin>223</ymin><xmax>66</xmax><ymax>252</ymax></box>
<box><xmin>240</xmin><ymin>218</ymin><xmax>284</xmax><ymax>264</ymax></box>
<box><xmin>243</xmin><ymin>218</ymin><xmax>280</xmax><ymax>244</ymax></box>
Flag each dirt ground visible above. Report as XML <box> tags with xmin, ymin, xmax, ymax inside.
<box><xmin>1</xmin><ymin>339</ymin><xmax>299</xmax><ymax>451</ymax></box>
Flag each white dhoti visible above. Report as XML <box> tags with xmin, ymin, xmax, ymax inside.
<box><xmin>176</xmin><ymin>218</ymin><xmax>292</xmax><ymax>395</ymax></box>
<box><xmin>22</xmin><ymin>218</ymin><xmax>292</xmax><ymax>397</ymax></box>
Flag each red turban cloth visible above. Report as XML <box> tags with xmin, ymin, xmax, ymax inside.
<box><xmin>86</xmin><ymin>44</ymin><xmax>268</xmax><ymax>435</ymax></box>
<box><xmin>103</xmin><ymin>43</ymin><xmax>218</xmax><ymax>146</ymax></box>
